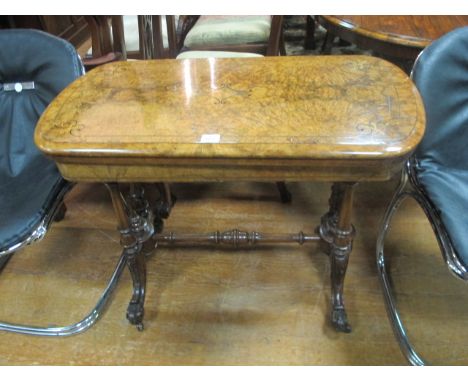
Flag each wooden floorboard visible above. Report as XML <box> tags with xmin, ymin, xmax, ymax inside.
<box><xmin>1</xmin><ymin>179</ymin><xmax>467</xmax><ymax>365</ymax></box>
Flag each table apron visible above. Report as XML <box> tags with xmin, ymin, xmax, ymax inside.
<box><xmin>55</xmin><ymin>158</ymin><xmax>406</xmax><ymax>183</ymax></box>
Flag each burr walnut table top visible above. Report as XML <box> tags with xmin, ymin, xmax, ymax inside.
<box><xmin>35</xmin><ymin>56</ymin><xmax>425</xmax><ymax>183</ymax></box>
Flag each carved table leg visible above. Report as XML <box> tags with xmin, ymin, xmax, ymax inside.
<box><xmin>155</xmin><ymin>183</ymin><xmax>175</xmax><ymax>219</ymax></box>
<box><xmin>107</xmin><ymin>183</ymin><xmax>154</xmax><ymax>331</ymax></box>
<box><xmin>319</xmin><ymin>182</ymin><xmax>356</xmax><ymax>333</ymax></box>
<box><xmin>149</xmin><ymin>183</ymin><xmax>176</xmax><ymax>234</ymax></box>
<box><xmin>125</xmin><ymin>245</ymin><xmax>146</xmax><ymax>330</ymax></box>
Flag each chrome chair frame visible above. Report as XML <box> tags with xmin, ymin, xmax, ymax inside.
<box><xmin>376</xmin><ymin>159</ymin><xmax>468</xmax><ymax>365</ymax></box>
<box><xmin>0</xmin><ymin>255</ymin><xmax>127</xmax><ymax>336</ymax></box>
<box><xmin>376</xmin><ymin>48</ymin><xmax>468</xmax><ymax>365</ymax></box>
<box><xmin>0</xmin><ymin>182</ymin><xmax>129</xmax><ymax>336</ymax></box>
<box><xmin>0</xmin><ymin>182</ymin><xmax>72</xmax><ymax>258</ymax></box>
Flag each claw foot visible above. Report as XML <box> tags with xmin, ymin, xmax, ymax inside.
<box><xmin>127</xmin><ymin>302</ymin><xmax>144</xmax><ymax>329</ymax></box>
<box><xmin>332</xmin><ymin>307</ymin><xmax>352</xmax><ymax>333</ymax></box>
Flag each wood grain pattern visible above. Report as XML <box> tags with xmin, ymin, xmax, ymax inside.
<box><xmin>318</xmin><ymin>16</ymin><xmax>468</xmax><ymax>59</ymax></box>
<box><xmin>35</xmin><ymin>56</ymin><xmax>425</xmax><ymax>182</ymax></box>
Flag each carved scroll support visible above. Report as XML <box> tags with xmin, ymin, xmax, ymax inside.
<box><xmin>154</xmin><ymin>229</ymin><xmax>320</xmax><ymax>247</ymax></box>
<box><xmin>319</xmin><ymin>182</ymin><xmax>356</xmax><ymax>333</ymax></box>
<box><xmin>106</xmin><ymin>183</ymin><xmax>155</xmax><ymax>331</ymax></box>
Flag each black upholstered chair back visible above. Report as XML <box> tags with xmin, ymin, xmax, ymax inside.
<box><xmin>411</xmin><ymin>26</ymin><xmax>468</xmax><ymax>268</ymax></box>
<box><xmin>0</xmin><ymin>29</ymin><xmax>83</xmax><ymax>179</ymax></box>
<box><xmin>412</xmin><ymin>26</ymin><xmax>468</xmax><ymax>170</ymax></box>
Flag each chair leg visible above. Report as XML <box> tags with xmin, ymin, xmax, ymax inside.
<box><xmin>53</xmin><ymin>202</ymin><xmax>67</xmax><ymax>222</ymax></box>
<box><xmin>376</xmin><ymin>170</ymin><xmax>427</xmax><ymax>365</ymax></box>
<box><xmin>321</xmin><ymin>32</ymin><xmax>335</xmax><ymax>54</ymax></box>
<box><xmin>279</xmin><ymin>31</ymin><xmax>287</xmax><ymax>56</ymax></box>
<box><xmin>304</xmin><ymin>15</ymin><xmax>316</xmax><ymax>50</ymax></box>
<box><xmin>0</xmin><ymin>250</ymin><xmax>127</xmax><ymax>336</ymax></box>
<box><xmin>276</xmin><ymin>181</ymin><xmax>292</xmax><ymax>203</ymax></box>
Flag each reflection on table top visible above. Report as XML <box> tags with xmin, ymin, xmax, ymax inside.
<box><xmin>36</xmin><ymin>56</ymin><xmax>424</xmax><ymax>163</ymax></box>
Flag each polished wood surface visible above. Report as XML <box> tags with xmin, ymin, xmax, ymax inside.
<box><xmin>318</xmin><ymin>15</ymin><xmax>468</xmax><ymax>60</ymax></box>
<box><xmin>1</xmin><ymin>181</ymin><xmax>467</xmax><ymax>365</ymax></box>
<box><xmin>35</xmin><ymin>56</ymin><xmax>424</xmax><ymax>182</ymax></box>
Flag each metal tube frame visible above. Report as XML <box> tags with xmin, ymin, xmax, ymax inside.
<box><xmin>376</xmin><ymin>158</ymin><xmax>468</xmax><ymax>365</ymax></box>
<box><xmin>0</xmin><ymin>182</ymin><xmax>73</xmax><ymax>258</ymax></box>
<box><xmin>0</xmin><ymin>252</ymin><xmax>127</xmax><ymax>336</ymax></box>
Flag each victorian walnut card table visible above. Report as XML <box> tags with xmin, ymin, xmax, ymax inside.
<box><xmin>35</xmin><ymin>56</ymin><xmax>425</xmax><ymax>333</ymax></box>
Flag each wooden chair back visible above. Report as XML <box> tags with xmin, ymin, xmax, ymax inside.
<box><xmin>84</xmin><ymin>15</ymin><xmax>280</xmax><ymax>67</ymax></box>
<box><xmin>179</xmin><ymin>15</ymin><xmax>285</xmax><ymax>56</ymax></box>
<box><xmin>137</xmin><ymin>15</ymin><xmax>178</xmax><ymax>59</ymax></box>
<box><xmin>83</xmin><ymin>16</ymin><xmax>126</xmax><ymax>69</ymax></box>
<box><xmin>138</xmin><ymin>15</ymin><xmax>201</xmax><ymax>58</ymax></box>
<box><xmin>266</xmin><ymin>15</ymin><xmax>285</xmax><ymax>56</ymax></box>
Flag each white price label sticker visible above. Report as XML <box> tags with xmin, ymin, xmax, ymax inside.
<box><xmin>200</xmin><ymin>134</ymin><xmax>221</xmax><ymax>143</ymax></box>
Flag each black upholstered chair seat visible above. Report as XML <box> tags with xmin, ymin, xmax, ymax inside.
<box><xmin>416</xmin><ymin>163</ymin><xmax>468</xmax><ymax>268</ymax></box>
<box><xmin>0</xmin><ymin>162</ymin><xmax>65</xmax><ymax>252</ymax></box>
